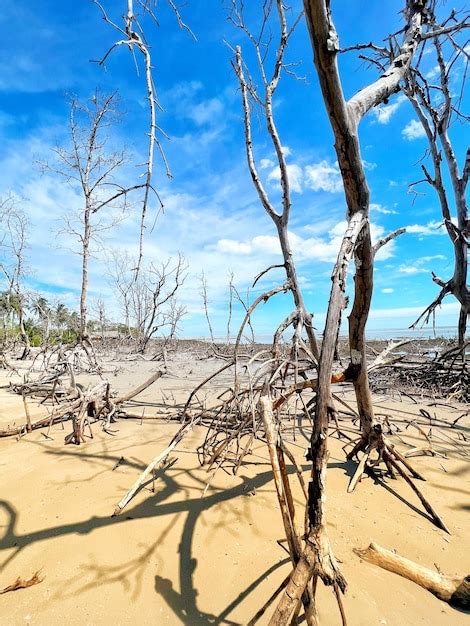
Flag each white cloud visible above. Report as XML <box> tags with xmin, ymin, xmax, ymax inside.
<box><xmin>381</xmin><ymin>288</ymin><xmax>394</xmax><ymax>294</ymax></box>
<box><xmin>281</xmin><ymin>146</ymin><xmax>291</xmax><ymax>156</ymax></box>
<box><xmin>304</xmin><ymin>160</ymin><xmax>343</xmax><ymax>193</ymax></box>
<box><xmin>268</xmin><ymin>163</ymin><xmax>303</xmax><ymax>193</ymax></box>
<box><xmin>251</xmin><ymin>235</ymin><xmax>280</xmax><ymax>255</ymax></box>
<box><xmin>402</xmin><ymin>119</ymin><xmax>426</xmax><ymax>140</ymax></box>
<box><xmin>416</xmin><ymin>254</ymin><xmax>445</xmax><ymax>264</ymax></box>
<box><xmin>363</xmin><ymin>160</ymin><xmax>377</xmax><ymax>171</ymax></box>
<box><xmin>260</xmin><ymin>158</ymin><xmax>274</xmax><ymax>170</ymax></box>
<box><xmin>215</xmin><ymin>239</ymin><xmax>252</xmax><ymax>254</ymax></box>
<box><xmin>189</xmin><ymin>97</ymin><xmax>223</xmax><ymax>126</ymax></box>
<box><xmin>268</xmin><ymin>159</ymin><xmax>345</xmax><ymax>195</ymax></box>
<box><xmin>370</xmin><ymin>203</ymin><xmax>398</xmax><ymax>215</ymax></box>
<box><xmin>396</xmin><ymin>254</ymin><xmax>445</xmax><ymax>277</ymax></box>
<box><xmin>407</xmin><ymin>220</ymin><xmax>444</xmax><ymax>235</ymax></box>
<box><xmin>371</xmin><ymin>94</ymin><xmax>406</xmax><ymax>124</ymax></box>
<box><xmin>399</xmin><ymin>266</ymin><xmax>428</xmax><ymax>274</ymax></box>
<box><xmin>213</xmin><ymin>220</ymin><xmax>397</xmax><ymax>265</ymax></box>
<box><xmin>425</xmin><ymin>65</ymin><xmax>440</xmax><ymax>79</ymax></box>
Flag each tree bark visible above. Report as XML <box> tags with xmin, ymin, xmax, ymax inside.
<box><xmin>18</xmin><ymin>300</ymin><xmax>30</xmax><ymax>360</ymax></box>
<box><xmin>79</xmin><ymin>205</ymin><xmax>91</xmax><ymax>341</ymax></box>
<box><xmin>304</xmin><ymin>0</ymin><xmax>428</xmax><ymax>441</ymax></box>
<box><xmin>355</xmin><ymin>542</ymin><xmax>470</xmax><ymax>608</ymax></box>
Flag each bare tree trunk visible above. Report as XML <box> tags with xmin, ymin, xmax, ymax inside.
<box><xmin>18</xmin><ymin>302</ymin><xmax>30</xmax><ymax>360</ymax></box>
<box><xmin>304</xmin><ymin>0</ymin><xmax>427</xmax><ymax>445</ymax></box>
<box><xmin>80</xmin><ymin>209</ymin><xmax>91</xmax><ymax>341</ymax></box>
<box><xmin>458</xmin><ymin>306</ymin><xmax>468</xmax><ymax>354</ymax></box>
<box><xmin>270</xmin><ymin>3</ymin><xmax>432</xmax><ymax>619</ymax></box>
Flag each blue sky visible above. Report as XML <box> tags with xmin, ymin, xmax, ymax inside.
<box><xmin>0</xmin><ymin>1</ymin><xmax>468</xmax><ymax>338</ymax></box>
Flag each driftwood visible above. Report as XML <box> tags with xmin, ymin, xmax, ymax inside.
<box><xmin>0</xmin><ymin>368</ymin><xmax>165</xmax><ymax>444</ymax></box>
<box><xmin>355</xmin><ymin>543</ymin><xmax>470</xmax><ymax>609</ymax></box>
<box><xmin>115</xmin><ymin>370</ymin><xmax>164</xmax><ymax>404</ymax></box>
<box><xmin>0</xmin><ymin>572</ymin><xmax>44</xmax><ymax>594</ymax></box>
<box><xmin>112</xmin><ymin>420</ymin><xmax>195</xmax><ymax>516</ymax></box>
<box><xmin>259</xmin><ymin>395</ymin><xmax>316</xmax><ymax>624</ymax></box>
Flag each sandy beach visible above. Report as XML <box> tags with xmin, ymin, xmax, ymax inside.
<box><xmin>0</xmin><ymin>350</ymin><xmax>468</xmax><ymax>625</ymax></box>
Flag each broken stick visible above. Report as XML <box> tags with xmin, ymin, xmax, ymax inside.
<box><xmin>354</xmin><ymin>542</ymin><xmax>469</xmax><ymax>608</ymax></box>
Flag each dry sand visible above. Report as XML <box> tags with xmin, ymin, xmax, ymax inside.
<box><xmin>0</xmin><ymin>353</ymin><xmax>468</xmax><ymax>625</ymax></box>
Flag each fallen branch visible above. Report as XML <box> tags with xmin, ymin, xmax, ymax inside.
<box><xmin>354</xmin><ymin>542</ymin><xmax>470</xmax><ymax>608</ymax></box>
<box><xmin>115</xmin><ymin>370</ymin><xmax>164</xmax><ymax>405</ymax></box>
<box><xmin>1</xmin><ymin>571</ymin><xmax>44</xmax><ymax>594</ymax></box>
<box><xmin>112</xmin><ymin>420</ymin><xmax>195</xmax><ymax>516</ymax></box>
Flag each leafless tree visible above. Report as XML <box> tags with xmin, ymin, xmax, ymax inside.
<box><xmin>267</xmin><ymin>2</ymin><xmax>449</xmax><ymax>621</ymax></box>
<box><xmin>403</xmin><ymin>13</ymin><xmax>470</xmax><ymax>346</ymax></box>
<box><xmin>110</xmin><ymin>253</ymin><xmax>187</xmax><ymax>353</ymax></box>
<box><xmin>199</xmin><ymin>271</ymin><xmax>215</xmax><ymax>344</ymax></box>
<box><xmin>107</xmin><ymin>249</ymin><xmax>134</xmax><ymax>338</ymax></box>
<box><xmin>92</xmin><ymin>0</ymin><xmax>194</xmax><ymax>275</ymax></box>
<box><xmin>230</xmin><ymin>1</ymin><xmax>320</xmax><ymax>364</ymax></box>
<box><xmin>41</xmin><ymin>91</ymin><xmax>144</xmax><ymax>344</ymax></box>
<box><xmin>93</xmin><ymin>297</ymin><xmax>108</xmax><ymax>337</ymax></box>
<box><xmin>0</xmin><ymin>197</ymin><xmax>30</xmax><ymax>359</ymax></box>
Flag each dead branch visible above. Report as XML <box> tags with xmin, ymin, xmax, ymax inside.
<box><xmin>92</xmin><ymin>0</ymin><xmax>191</xmax><ymax>275</ymax></box>
<box><xmin>0</xmin><ymin>571</ymin><xmax>44</xmax><ymax>594</ymax></box>
<box><xmin>355</xmin><ymin>543</ymin><xmax>470</xmax><ymax>608</ymax></box>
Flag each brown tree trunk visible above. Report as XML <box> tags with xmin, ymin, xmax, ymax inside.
<box><xmin>304</xmin><ymin>0</ymin><xmax>426</xmax><ymax>445</ymax></box>
<box><xmin>270</xmin><ymin>2</ymin><xmax>431</xmax><ymax>618</ymax></box>
<box><xmin>458</xmin><ymin>306</ymin><xmax>468</xmax><ymax>352</ymax></box>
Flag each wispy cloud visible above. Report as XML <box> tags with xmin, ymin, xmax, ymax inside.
<box><xmin>268</xmin><ymin>163</ymin><xmax>304</xmax><ymax>194</ymax></box>
<box><xmin>370</xmin><ymin>202</ymin><xmax>398</xmax><ymax>215</ymax></box>
<box><xmin>407</xmin><ymin>220</ymin><xmax>444</xmax><ymax>235</ymax></box>
<box><xmin>260</xmin><ymin>158</ymin><xmax>274</xmax><ymax>170</ymax></box>
<box><xmin>370</xmin><ymin>94</ymin><xmax>406</xmax><ymax>124</ymax></box>
<box><xmin>304</xmin><ymin>160</ymin><xmax>342</xmax><ymax>193</ymax></box>
<box><xmin>399</xmin><ymin>266</ymin><xmax>428</xmax><ymax>274</ymax></box>
<box><xmin>402</xmin><ymin>119</ymin><xmax>426</xmax><ymax>140</ymax></box>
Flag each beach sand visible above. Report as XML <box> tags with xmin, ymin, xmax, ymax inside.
<box><xmin>0</xmin><ymin>352</ymin><xmax>468</xmax><ymax>625</ymax></box>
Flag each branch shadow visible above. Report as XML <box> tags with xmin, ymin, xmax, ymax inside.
<box><xmin>328</xmin><ymin>459</ymin><xmax>436</xmax><ymax>524</ymax></box>
<box><xmin>0</xmin><ymin>462</ymin><xmax>295</xmax><ymax>624</ymax></box>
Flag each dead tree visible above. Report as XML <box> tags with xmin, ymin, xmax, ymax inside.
<box><xmin>403</xmin><ymin>15</ymin><xmax>470</xmax><ymax>346</ymax></box>
<box><xmin>107</xmin><ymin>249</ymin><xmax>134</xmax><ymax>338</ymax></box>
<box><xmin>92</xmin><ymin>297</ymin><xmax>108</xmax><ymax>337</ymax></box>
<box><xmin>199</xmin><ymin>271</ymin><xmax>215</xmax><ymax>345</ymax></box>
<box><xmin>0</xmin><ymin>198</ymin><xmax>30</xmax><ymax>359</ymax></box>
<box><xmin>303</xmin><ymin>0</ymin><xmax>442</xmax><ymax>453</ymax></box>
<box><xmin>231</xmin><ymin>1</ymin><xmax>320</xmax><ymax>363</ymax></box>
<box><xmin>269</xmin><ymin>2</ymin><xmax>446</xmax><ymax>622</ymax></box>
<box><xmin>127</xmin><ymin>255</ymin><xmax>187</xmax><ymax>353</ymax></box>
<box><xmin>41</xmin><ymin>92</ymin><xmax>144</xmax><ymax>344</ymax></box>
<box><xmin>92</xmin><ymin>0</ymin><xmax>194</xmax><ymax>275</ymax></box>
